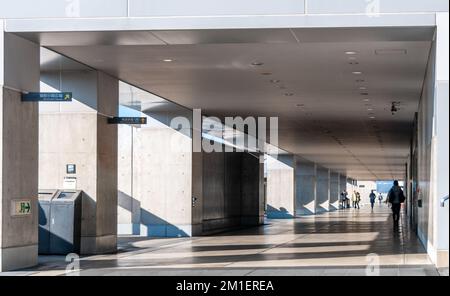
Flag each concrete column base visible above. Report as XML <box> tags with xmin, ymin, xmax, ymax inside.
<box><xmin>436</xmin><ymin>250</ymin><xmax>449</xmax><ymax>269</ymax></box>
<box><xmin>241</xmin><ymin>216</ymin><xmax>264</xmax><ymax>226</ymax></box>
<box><xmin>0</xmin><ymin>244</ymin><xmax>38</xmax><ymax>272</ymax></box>
<box><xmin>80</xmin><ymin>235</ymin><xmax>117</xmax><ymax>255</ymax></box>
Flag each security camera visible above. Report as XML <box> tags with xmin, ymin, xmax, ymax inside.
<box><xmin>391</xmin><ymin>102</ymin><xmax>400</xmax><ymax>115</ymax></box>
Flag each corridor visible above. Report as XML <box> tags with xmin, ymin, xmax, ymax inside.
<box><xmin>6</xmin><ymin>204</ymin><xmax>444</xmax><ymax>276</ymax></box>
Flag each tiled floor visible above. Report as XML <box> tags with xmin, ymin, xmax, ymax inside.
<box><xmin>2</xmin><ymin>204</ymin><xmax>444</xmax><ymax>276</ymax></box>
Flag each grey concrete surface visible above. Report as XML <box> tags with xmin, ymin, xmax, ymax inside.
<box><xmin>7</xmin><ymin>206</ymin><xmax>442</xmax><ymax>276</ymax></box>
<box><xmin>266</xmin><ymin>155</ymin><xmax>295</xmax><ymax>219</ymax></box>
<box><xmin>39</xmin><ymin>70</ymin><xmax>118</xmax><ymax>255</ymax></box>
<box><xmin>0</xmin><ymin>32</ymin><xmax>39</xmax><ymax>272</ymax></box>
<box><xmin>296</xmin><ymin>158</ymin><xmax>317</xmax><ymax>216</ymax></box>
<box><xmin>316</xmin><ymin>167</ymin><xmax>330</xmax><ymax>214</ymax></box>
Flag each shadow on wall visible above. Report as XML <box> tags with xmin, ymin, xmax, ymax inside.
<box><xmin>266</xmin><ymin>205</ymin><xmax>294</xmax><ymax>219</ymax></box>
<box><xmin>118</xmin><ymin>191</ymin><xmax>189</xmax><ymax>238</ymax></box>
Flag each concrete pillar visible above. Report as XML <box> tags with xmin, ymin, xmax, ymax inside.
<box><xmin>241</xmin><ymin>153</ymin><xmax>265</xmax><ymax>226</ymax></box>
<box><xmin>339</xmin><ymin>174</ymin><xmax>348</xmax><ymax>208</ymax></box>
<box><xmin>0</xmin><ymin>30</ymin><xmax>40</xmax><ymax>271</ymax></box>
<box><xmin>329</xmin><ymin>172</ymin><xmax>340</xmax><ymax>211</ymax></box>
<box><xmin>316</xmin><ymin>166</ymin><xmax>330</xmax><ymax>213</ymax></box>
<box><xmin>266</xmin><ymin>155</ymin><xmax>295</xmax><ymax>219</ymax></box>
<box><xmin>39</xmin><ymin>65</ymin><xmax>118</xmax><ymax>254</ymax></box>
<box><xmin>296</xmin><ymin>158</ymin><xmax>317</xmax><ymax>216</ymax></box>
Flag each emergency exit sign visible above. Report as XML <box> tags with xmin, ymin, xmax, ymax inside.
<box><xmin>11</xmin><ymin>200</ymin><xmax>32</xmax><ymax>216</ymax></box>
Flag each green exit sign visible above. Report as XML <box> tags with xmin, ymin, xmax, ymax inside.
<box><xmin>11</xmin><ymin>200</ymin><xmax>32</xmax><ymax>216</ymax></box>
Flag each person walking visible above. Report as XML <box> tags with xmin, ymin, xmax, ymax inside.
<box><xmin>378</xmin><ymin>193</ymin><xmax>383</xmax><ymax>204</ymax></box>
<box><xmin>387</xmin><ymin>180</ymin><xmax>406</xmax><ymax>227</ymax></box>
<box><xmin>352</xmin><ymin>191</ymin><xmax>358</xmax><ymax>208</ymax></box>
<box><xmin>369</xmin><ymin>190</ymin><xmax>377</xmax><ymax>211</ymax></box>
<box><xmin>355</xmin><ymin>191</ymin><xmax>361</xmax><ymax>209</ymax></box>
<box><xmin>340</xmin><ymin>191</ymin><xmax>347</xmax><ymax>210</ymax></box>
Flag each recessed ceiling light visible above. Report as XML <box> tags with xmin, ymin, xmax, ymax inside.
<box><xmin>363</xmin><ymin>99</ymin><xmax>370</xmax><ymax>102</ymax></box>
<box><xmin>261</xmin><ymin>72</ymin><xmax>272</xmax><ymax>76</ymax></box>
<box><xmin>285</xmin><ymin>93</ymin><xmax>294</xmax><ymax>97</ymax></box>
<box><xmin>361</xmin><ymin>92</ymin><xmax>369</xmax><ymax>96</ymax></box>
<box><xmin>163</xmin><ymin>59</ymin><xmax>173</xmax><ymax>62</ymax></box>
<box><xmin>359</xmin><ymin>86</ymin><xmax>367</xmax><ymax>90</ymax></box>
<box><xmin>368</xmin><ymin>108</ymin><xmax>374</xmax><ymax>111</ymax></box>
<box><xmin>345</xmin><ymin>51</ymin><xmax>358</xmax><ymax>55</ymax></box>
<box><xmin>251</xmin><ymin>62</ymin><xmax>264</xmax><ymax>66</ymax></box>
<box><xmin>353</xmin><ymin>71</ymin><xmax>363</xmax><ymax>75</ymax></box>
<box><xmin>370</xmin><ymin>116</ymin><xmax>376</xmax><ymax>119</ymax></box>
<box><xmin>296</xmin><ymin>104</ymin><xmax>305</xmax><ymax>108</ymax></box>
<box><xmin>356</xmin><ymin>79</ymin><xmax>365</xmax><ymax>83</ymax></box>
<box><xmin>270</xmin><ymin>79</ymin><xmax>281</xmax><ymax>84</ymax></box>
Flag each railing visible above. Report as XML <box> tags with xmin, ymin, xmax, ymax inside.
<box><xmin>441</xmin><ymin>195</ymin><xmax>449</xmax><ymax>208</ymax></box>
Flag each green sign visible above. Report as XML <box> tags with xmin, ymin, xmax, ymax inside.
<box><xmin>22</xmin><ymin>92</ymin><xmax>73</xmax><ymax>102</ymax></box>
<box><xmin>12</xmin><ymin>200</ymin><xmax>32</xmax><ymax>216</ymax></box>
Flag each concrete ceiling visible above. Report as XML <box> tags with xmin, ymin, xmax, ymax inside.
<box><xmin>22</xmin><ymin>27</ymin><xmax>434</xmax><ymax>180</ymax></box>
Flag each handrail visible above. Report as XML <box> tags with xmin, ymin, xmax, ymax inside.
<box><xmin>441</xmin><ymin>195</ymin><xmax>449</xmax><ymax>208</ymax></box>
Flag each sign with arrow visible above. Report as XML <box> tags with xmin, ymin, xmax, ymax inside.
<box><xmin>11</xmin><ymin>200</ymin><xmax>32</xmax><ymax>216</ymax></box>
<box><xmin>22</xmin><ymin>92</ymin><xmax>73</xmax><ymax>102</ymax></box>
<box><xmin>108</xmin><ymin>117</ymin><xmax>147</xmax><ymax>125</ymax></box>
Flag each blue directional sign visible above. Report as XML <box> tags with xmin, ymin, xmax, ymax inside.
<box><xmin>108</xmin><ymin>117</ymin><xmax>147</xmax><ymax>125</ymax></box>
<box><xmin>21</xmin><ymin>92</ymin><xmax>72</xmax><ymax>102</ymax></box>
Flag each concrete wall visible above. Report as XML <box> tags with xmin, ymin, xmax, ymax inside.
<box><xmin>433</xmin><ymin>13</ymin><xmax>449</xmax><ymax>268</ymax></box>
<box><xmin>329</xmin><ymin>172</ymin><xmax>340</xmax><ymax>211</ymax></box>
<box><xmin>118</xmin><ymin>115</ymin><xmax>264</xmax><ymax>236</ymax></box>
<box><xmin>266</xmin><ymin>155</ymin><xmax>295</xmax><ymax>219</ymax></box>
<box><xmin>414</xmin><ymin>17</ymin><xmax>450</xmax><ymax>267</ymax></box>
<box><xmin>295</xmin><ymin>158</ymin><xmax>316</xmax><ymax>216</ymax></box>
<box><xmin>241</xmin><ymin>153</ymin><xmax>265</xmax><ymax>226</ymax></box>
<box><xmin>39</xmin><ymin>69</ymin><xmax>118</xmax><ymax>254</ymax></box>
<box><xmin>128</xmin><ymin>113</ymin><xmax>193</xmax><ymax>237</ymax></box>
<box><xmin>316</xmin><ymin>166</ymin><xmax>330</xmax><ymax>213</ymax></box>
<box><xmin>0</xmin><ymin>32</ymin><xmax>40</xmax><ymax>271</ymax></box>
<box><xmin>201</xmin><ymin>151</ymin><xmax>263</xmax><ymax>232</ymax></box>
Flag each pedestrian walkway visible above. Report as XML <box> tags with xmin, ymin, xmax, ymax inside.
<box><xmin>1</xmin><ymin>204</ymin><xmax>442</xmax><ymax>276</ymax></box>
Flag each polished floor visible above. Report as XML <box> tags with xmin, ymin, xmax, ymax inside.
<box><xmin>2</xmin><ymin>204</ymin><xmax>445</xmax><ymax>276</ymax></box>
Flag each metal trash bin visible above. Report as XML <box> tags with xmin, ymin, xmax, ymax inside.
<box><xmin>38</xmin><ymin>190</ymin><xmax>58</xmax><ymax>254</ymax></box>
<box><xmin>38</xmin><ymin>190</ymin><xmax>82</xmax><ymax>255</ymax></box>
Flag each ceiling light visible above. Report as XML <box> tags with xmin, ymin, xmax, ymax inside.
<box><xmin>261</xmin><ymin>72</ymin><xmax>272</xmax><ymax>76</ymax></box>
<box><xmin>285</xmin><ymin>93</ymin><xmax>294</xmax><ymax>97</ymax></box>
<box><xmin>296</xmin><ymin>104</ymin><xmax>305</xmax><ymax>108</ymax></box>
<box><xmin>345</xmin><ymin>51</ymin><xmax>358</xmax><ymax>55</ymax></box>
<box><xmin>251</xmin><ymin>62</ymin><xmax>264</xmax><ymax>66</ymax></box>
<box><xmin>363</xmin><ymin>99</ymin><xmax>370</xmax><ymax>102</ymax></box>
<box><xmin>359</xmin><ymin>87</ymin><xmax>367</xmax><ymax>90</ymax></box>
<box><xmin>361</xmin><ymin>92</ymin><xmax>369</xmax><ymax>96</ymax></box>
<box><xmin>163</xmin><ymin>59</ymin><xmax>173</xmax><ymax>62</ymax></box>
<box><xmin>356</xmin><ymin>79</ymin><xmax>365</xmax><ymax>83</ymax></box>
<box><xmin>370</xmin><ymin>116</ymin><xmax>376</xmax><ymax>119</ymax></box>
<box><xmin>367</xmin><ymin>108</ymin><xmax>374</xmax><ymax>111</ymax></box>
<box><xmin>353</xmin><ymin>71</ymin><xmax>363</xmax><ymax>75</ymax></box>
<box><xmin>270</xmin><ymin>80</ymin><xmax>281</xmax><ymax>84</ymax></box>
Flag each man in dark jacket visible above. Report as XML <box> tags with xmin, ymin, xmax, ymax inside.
<box><xmin>387</xmin><ymin>180</ymin><xmax>406</xmax><ymax>225</ymax></box>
